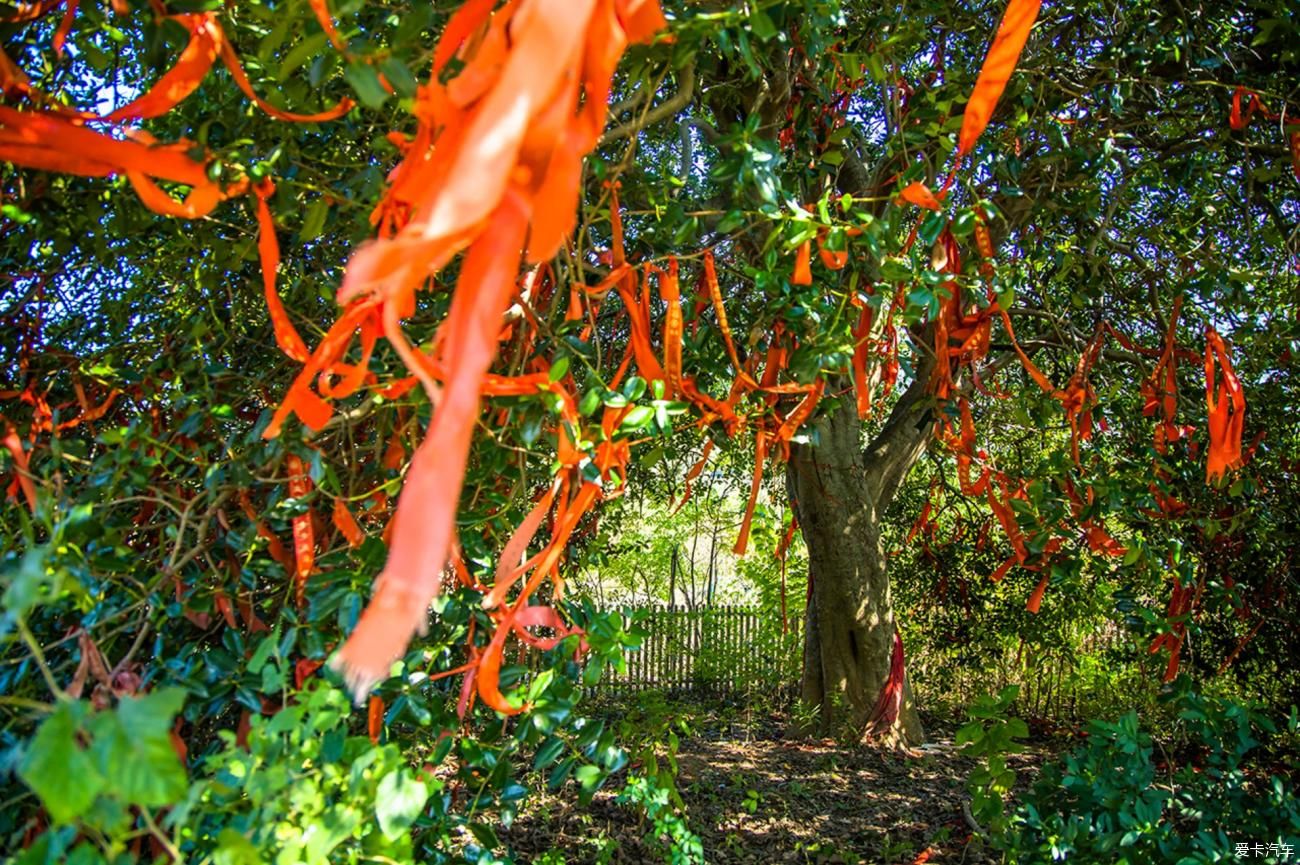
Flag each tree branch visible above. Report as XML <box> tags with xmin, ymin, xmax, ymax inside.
<box><xmin>864</xmin><ymin>351</ymin><xmax>939</xmax><ymax>511</ymax></box>
<box><xmin>600</xmin><ymin>62</ymin><xmax>696</xmax><ymax>147</ymax></box>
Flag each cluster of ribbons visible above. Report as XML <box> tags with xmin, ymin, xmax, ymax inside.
<box><xmin>1</xmin><ymin>285</ymin><xmax>120</xmax><ymax>512</ymax></box>
<box><xmin>608</xmin><ymin>199</ymin><xmax>828</xmax><ymax>557</ymax></box>
<box><xmin>0</xmin><ymin>2</ymin><xmax>352</xmax><ymax>217</ymax></box>
<box><xmin>1</xmin><ymin>380</ymin><xmax>117</xmax><ymax>512</ymax></box>
<box><xmin>1148</xmin><ymin>574</ymin><xmax>1196</xmax><ymax>682</ymax></box>
<box><xmin>0</xmin><ymin>0</ymin><xmax>356</xmax><ymax>523</ymax></box>
<box><xmin>0</xmin><ymin>0</ymin><xmax>355</xmax><ymax>634</ymax></box>
<box><xmin>0</xmin><ymin>0</ymin><xmax>665</xmax><ymax>713</ymax></box>
<box><xmin>1229</xmin><ymin>85</ymin><xmax>1300</xmax><ymax>182</ymax></box>
<box><xmin>776</xmin><ymin>36</ymin><xmax>862</xmax><ymax>154</ymax></box>
<box><xmin>826</xmin><ymin>0</ymin><xmax>1250</xmax><ymax>689</ymax></box>
<box><xmin>911</xmin><ymin>225</ymin><xmax>1247</xmax><ymax>633</ymax></box>
<box><xmin>251</xmin><ymin>0</ymin><xmax>672</xmax><ymax>705</ymax></box>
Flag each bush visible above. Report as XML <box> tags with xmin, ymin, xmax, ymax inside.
<box><xmin>958</xmin><ymin>685</ymin><xmax>1030</xmax><ymax>836</ymax></box>
<box><xmin>0</xmin><ymin>580</ymin><xmax>642</xmax><ymax>864</ymax></box>
<box><xmin>1001</xmin><ymin>688</ymin><xmax>1300</xmax><ymax>864</ymax></box>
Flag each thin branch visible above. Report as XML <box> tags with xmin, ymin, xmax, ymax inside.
<box><xmin>18</xmin><ymin>618</ymin><xmax>66</xmax><ymax>700</ymax></box>
<box><xmin>599</xmin><ymin>62</ymin><xmax>696</xmax><ymax>146</ymax></box>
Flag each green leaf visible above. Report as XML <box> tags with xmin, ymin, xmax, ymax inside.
<box><xmin>213</xmin><ymin>828</ymin><xmax>262</xmax><ymax>865</ymax></box>
<box><xmin>716</xmin><ymin>209</ymin><xmax>745</xmax><ymax>233</ymax></box>
<box><xmin>379</xmin><ymin>57</ymin><xmax>419</xmax><ymax>99</ymax></box>
<box><xmin>2</xmin><ymin>547</ymin><xmax>51</xmax><ymax>622</ymax></box>
<box><xmin>574</xmin><ymin>763</ymin><xmax>603</xmax><ymax>793</ymax></box>
<box><xmin>95</xmin><ymin>690</ymin><xmax>188</xmax><ymax>807</ymax></box>
<box><xmin>534</xmin><ymin>737</ymin><xmax>566</xmax><ymax>771</ymax></box>
<box><xmin>468</xmin><ymin>821</ymin><xmax>500</xmax><ymax>850</ymax></box>
<box><xmin>951</xmin><ymin>209</ymin><xmax>976</xmax><ymax>237</ymax></box>
<box><xmin>167</xmin><ymin>0</ymin><xmax>223</xmax><ymax>10</ymax></box>
<box><xmin>116</xmin><ymin>688</ymin><xmax>185</xmax><ymax>739</ymax></box>
<box><xmin>880</xmin><ymin>257</ymin><xmax>912</xmax><ymax>281</ymax></box>
<box><xmin>549</xmin><ymin>356</ymin><xmax>571</xmax><ymax>381</ymax></box>
<box><xmin>619</xmin><ymin>406</ymin><xmax>655</xmax><ymax>430</ymax></box>
<box><xmin>278</xmin><ymin>33</ymin><xmax>329</xmax><ymax>82</ymax></box>
<box><xmin>344</xmin><ymin>62</ymin><xmax>390</xmax><ymax>109</ymax></box>
<box><xmin>579</xmin><ymin>388</ymin><xmax>602</xmax><ymax>416</ymax></box>
<box><xmin>300</xmin><ymin>197</ymin><xmax>329</xmax><ymax>241</ymax></box>
<box><xmin>919</xmin><ymin>212</ymin><xmax>947</xmax><ymax>246</ymax></box>
<box><xmin>375</xmin><ymin>769</ymin><xmax>429</xmax><ymax>840</ymax></box>
<box><xmin>748</xmin><ymin>9</ymin><xmax>778</xmax><ymax>41</ymax></box>
<box><xmin>622</xmin><ymin>376</ymin><xmax>647</xmax><ymax>401</ymax></box>
<box><xmin>527</xmin><ymin>668</ymin><xmax>555</xmax><ymax>701</ymax></box>
<box><xmin>548</xmin><ymin>755</ymin><xmax>576</xmax><ymax>788</ymax></box>
<box><xmin>19</xmin><ymin>703</ymin><xmax>104</xmax><ymax>824</ymax></box>
<box><xmin>865</xmin><ymin>52</ymin><xmax>886</xmax><ymax>83</ymax></box>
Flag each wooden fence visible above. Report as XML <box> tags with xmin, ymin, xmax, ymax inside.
<box><xmin>589</xmin><ymin>607</ymin><xmax>1138</xmax><ymax>720</ymax></box>
<box><xmin>597</xmin><ymin>605</ymin><xmax>797</xmax><ymax>695</ymax></box>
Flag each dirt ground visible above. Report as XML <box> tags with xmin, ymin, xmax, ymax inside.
<box><xmin>503</xmin><ymin>712</ymin><xmax>1050</xmax><ymax>865</ymax></box>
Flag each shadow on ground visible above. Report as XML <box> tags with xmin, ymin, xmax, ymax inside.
<box><xmin>503</xmin><ymin>730</ymin><xmax>1048</xmax><ymax>864</ymax></box>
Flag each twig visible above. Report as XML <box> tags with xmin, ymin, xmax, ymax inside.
<box><xmin>139</xmin><ymin>808</ymin><xmax>182</xmax><ymax>863</ymax></box>
<box><xmin>0</xmin><ymin>695</ymin><xmax>54</xmax><ymax>712</ymax></box>
<box><xmin>18</xmin><ymin>618</ymin><xmax>66</xmax><ymax>700</ymax></box>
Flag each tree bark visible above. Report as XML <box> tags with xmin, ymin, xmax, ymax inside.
<box><xmin>787</xmin><ymin>366</ymin><xmax>936</xmax><ymax>746</ymax></box>
<box><xmin>668</xmin><ymin>545</ymin><xmax>678</xmax><ymax>604</ymax></box>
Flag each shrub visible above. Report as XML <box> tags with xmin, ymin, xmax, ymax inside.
<box><xmin>1001</xmin><ymin>687</ymin><xmax>1300</xmax><ymax>864</ymax></box>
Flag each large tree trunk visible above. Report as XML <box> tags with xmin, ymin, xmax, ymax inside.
<box><xmin>787</xmin><ymin>369</ymin><xmax>936</xmax><ymax>746</ymax></box>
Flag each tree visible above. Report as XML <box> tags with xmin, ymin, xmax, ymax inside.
<box><xmin>2</xmin><ymin>0</ymin><xmax>1297</xmax><ymax>818</ymax></box>
<box><xmin>613</xmin><ymin>0</ymin><xmax>1299</xmax><ymax>744</ymax></box>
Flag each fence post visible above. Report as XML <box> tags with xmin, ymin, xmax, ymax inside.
<box><xmin>730</xmin><ymin>606</ymin><xmax>739</xmax><ymax>692</ymax></box>
<box><xmin>728</xmin><ymin>606</ymin><xmax>736</xmax><ymax>693</ymax></box>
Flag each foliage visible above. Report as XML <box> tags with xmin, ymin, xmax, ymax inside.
<box><xmin>183</xmin><ymin>683</ymin><xmax>433</xmax><ymax>865</ymax></box>
<box><xmin>891</xmin><ymin>497</ymin><xmax>1160</xmax><ymax>728</ymax></box>
<box><xmin>583</xmin><ymin>483</ymin><xmax>804</xmax><ymax>698</ymax></box>
<box><xmin>6</xmin><ymin>658</ymin><xmax>643</xmax><ymax>864</ymax></box>
<box><xmin>1000</xmin><ymin>688</ymin><xmax>1300</xmax><ymax>864</ymax></box>
<box><xmin>956</xmin><ymin>685</ymin><xmax>1029</xmax><ymax>836</ymax></box>
<box><xmin>16</xmin><ymin>689</ymin><xmax>188</xmax><ymax>832</ymax></box>
<box><xmin>0</xmin><ymin>412</ymin><xmax>641</xmax><ymax>863</ymax></box>
<box><xmin>617</xmin><ymin>773</ymin><xmax>706</xmax><ymax>865</ymax></box>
